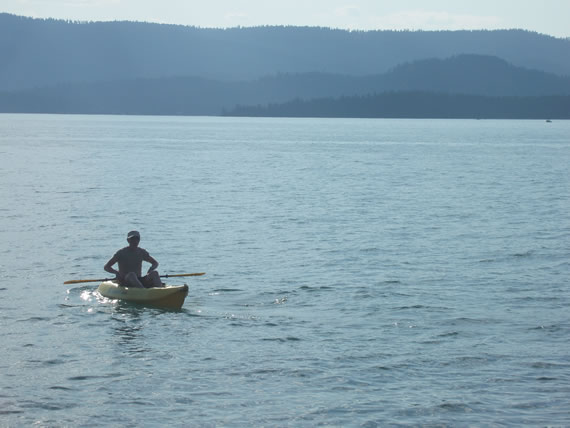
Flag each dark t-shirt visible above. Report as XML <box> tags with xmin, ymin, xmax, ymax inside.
<box><xmin>114</xmin><ymin>247</ymin><xmax>150</xmax><ymax>277</ymax></box>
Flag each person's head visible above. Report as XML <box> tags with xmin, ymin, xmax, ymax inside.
<box><xmin>127</xmin><ymin>230</ymin><xmax>140</xmax><ymax>247</ymax></box>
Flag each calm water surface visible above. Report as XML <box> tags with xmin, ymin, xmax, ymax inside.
<box><xmin>0</xmin><ymin>115</ymin><xmax>569</xmax><ymax>426</ymax></box>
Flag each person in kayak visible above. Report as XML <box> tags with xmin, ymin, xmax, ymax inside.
<box><xmin>104</xmin><ymin>230</ymin><xmax>163</xmax><ymax>288</ymax></box>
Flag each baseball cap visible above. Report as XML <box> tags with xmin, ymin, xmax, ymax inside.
<box><xmin>127</xmin><ymin>230</ymin><xmax>140</xmax><ymax>240</ymax></box>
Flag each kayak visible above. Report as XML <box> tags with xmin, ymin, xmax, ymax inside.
<box><xmin>97</xmin><ymin>281</ymin><xmax>189</xmax><ymax>309</ymax></box>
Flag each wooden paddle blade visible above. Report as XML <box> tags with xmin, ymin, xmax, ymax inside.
<box><xmin>162</xmin><ymin>272</ymin><xmax>205</xmax><ymax>278</ymax></box>
<box><xmin>63</xmin><ymin>278</ymin><xmax>112</xmax><ymax>285</ymax></box>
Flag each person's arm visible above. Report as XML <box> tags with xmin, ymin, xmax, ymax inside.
<box><xmin>104</xmin><ymin>255</ymin><xmax>120</xmax><ymax>277</ymax></box>
<box><xmin>144</xmin><ymin>253</ymin><xmax>159</xmax><ymax>273</ymax></box>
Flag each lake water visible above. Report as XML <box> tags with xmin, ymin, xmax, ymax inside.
<box><xmin>0</xmin><ymin>114</ymin><xmax>569</xmax><ymax>426</ymax></box>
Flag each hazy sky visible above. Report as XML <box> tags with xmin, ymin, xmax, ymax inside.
<box><xmin>3</xmin><ymin>0</ymin><xmax>569</xmax><ymax>38</ymax></box>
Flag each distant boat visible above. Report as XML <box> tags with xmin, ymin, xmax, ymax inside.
<box><xmin>546</xmin><ymin>119</ymin><xmax>552</xmax><ymax>123</ymax></box>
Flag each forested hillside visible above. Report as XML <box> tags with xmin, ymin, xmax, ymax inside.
<box><xmin>2</xmin><ymin>13</ymin><xmax>570</xmax><ymax>118</ymax></box>
<box><xmin>1</xmin><ymin>54</ymin><xmax>569</xmax><ymax>116</ymax></box>
<box><xmin>227</xmin><ymin>93</ymin><xmax>570</xmax><ymax>119</ymax></box>
<box><xmin>2</xmin><ymin>13</ymin><xmax>570</xmax><ymax>91</ymax></box>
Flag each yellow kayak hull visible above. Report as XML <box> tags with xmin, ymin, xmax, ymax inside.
<box><xmin>97</xmin><ymin>281</ymin><xmax>189</xmax><ymax>310</ymax></box>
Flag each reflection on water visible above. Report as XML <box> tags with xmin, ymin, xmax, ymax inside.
<box><xmin>112</xmin><ymin>322</ymin><xmax>149</xmax><ymax>355</ymax></box>
<box><xmin>111</xmin><ymin>307</ymin><xmax>150</xmax><ymax>356</ymax></box>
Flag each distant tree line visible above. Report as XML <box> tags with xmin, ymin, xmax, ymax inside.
<box><xmin>225</xmin><ymin>92</ymin><xmax>570</xmax><ymax>119</ymax></box>
<box><xmin>1</xmin><ymin>54</ymin><xmax>570</xmax><ymax>117</ymax></box>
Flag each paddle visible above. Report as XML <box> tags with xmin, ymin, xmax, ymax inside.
<box><xmin>64</xmin><ymin>272</ymin><xmax>205</xmax><ymax>285</ymax></box>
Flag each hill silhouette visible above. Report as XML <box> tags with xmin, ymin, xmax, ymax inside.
<box><xmin>2</xmin><ymin>13</ymin><xmax>570</xmax><ymax>92</ymax></box>
<box><xmin>372</xmin><ymin>55</ymin><xmax>570</xmax><ymax>96</ymax></box>
<box><xmin>1</xmin><ymin>54</ymin><xmax>569</xmax><ymax>116</ymax></box>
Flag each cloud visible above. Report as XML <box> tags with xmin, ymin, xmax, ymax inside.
<box><xmin>225</xmin><ymin>12</ymin><xmax>247</xmax><ymax>19</ymax></box>
<box><xmin>224</xmin><ymin>11</ymin><xmax>249</xmax><ymax>25</ymax></box>
<box><xmin>372</xmin><ymin>9</ymin><xmax>502</xmax><ymax>31</ymax></box>
<box><xmin>334</xmin><ymin>5</ymin><xmax>361</xmax><ymax>18</ymax></box>
<box><xmin>19</xmin><ymin>0</ymin><xmax>120</xmax><ymax>4</ymax></box>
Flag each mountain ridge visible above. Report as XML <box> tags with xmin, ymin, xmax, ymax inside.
<box><xmin>2</xmin><ymin>13</ymin><xmax>570</xmax><ymax>92</ymax></box>
<box><xmin>1</xmin><ymin>54</ymin><xmax>569</xmax><ymax>116</ymax></box>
